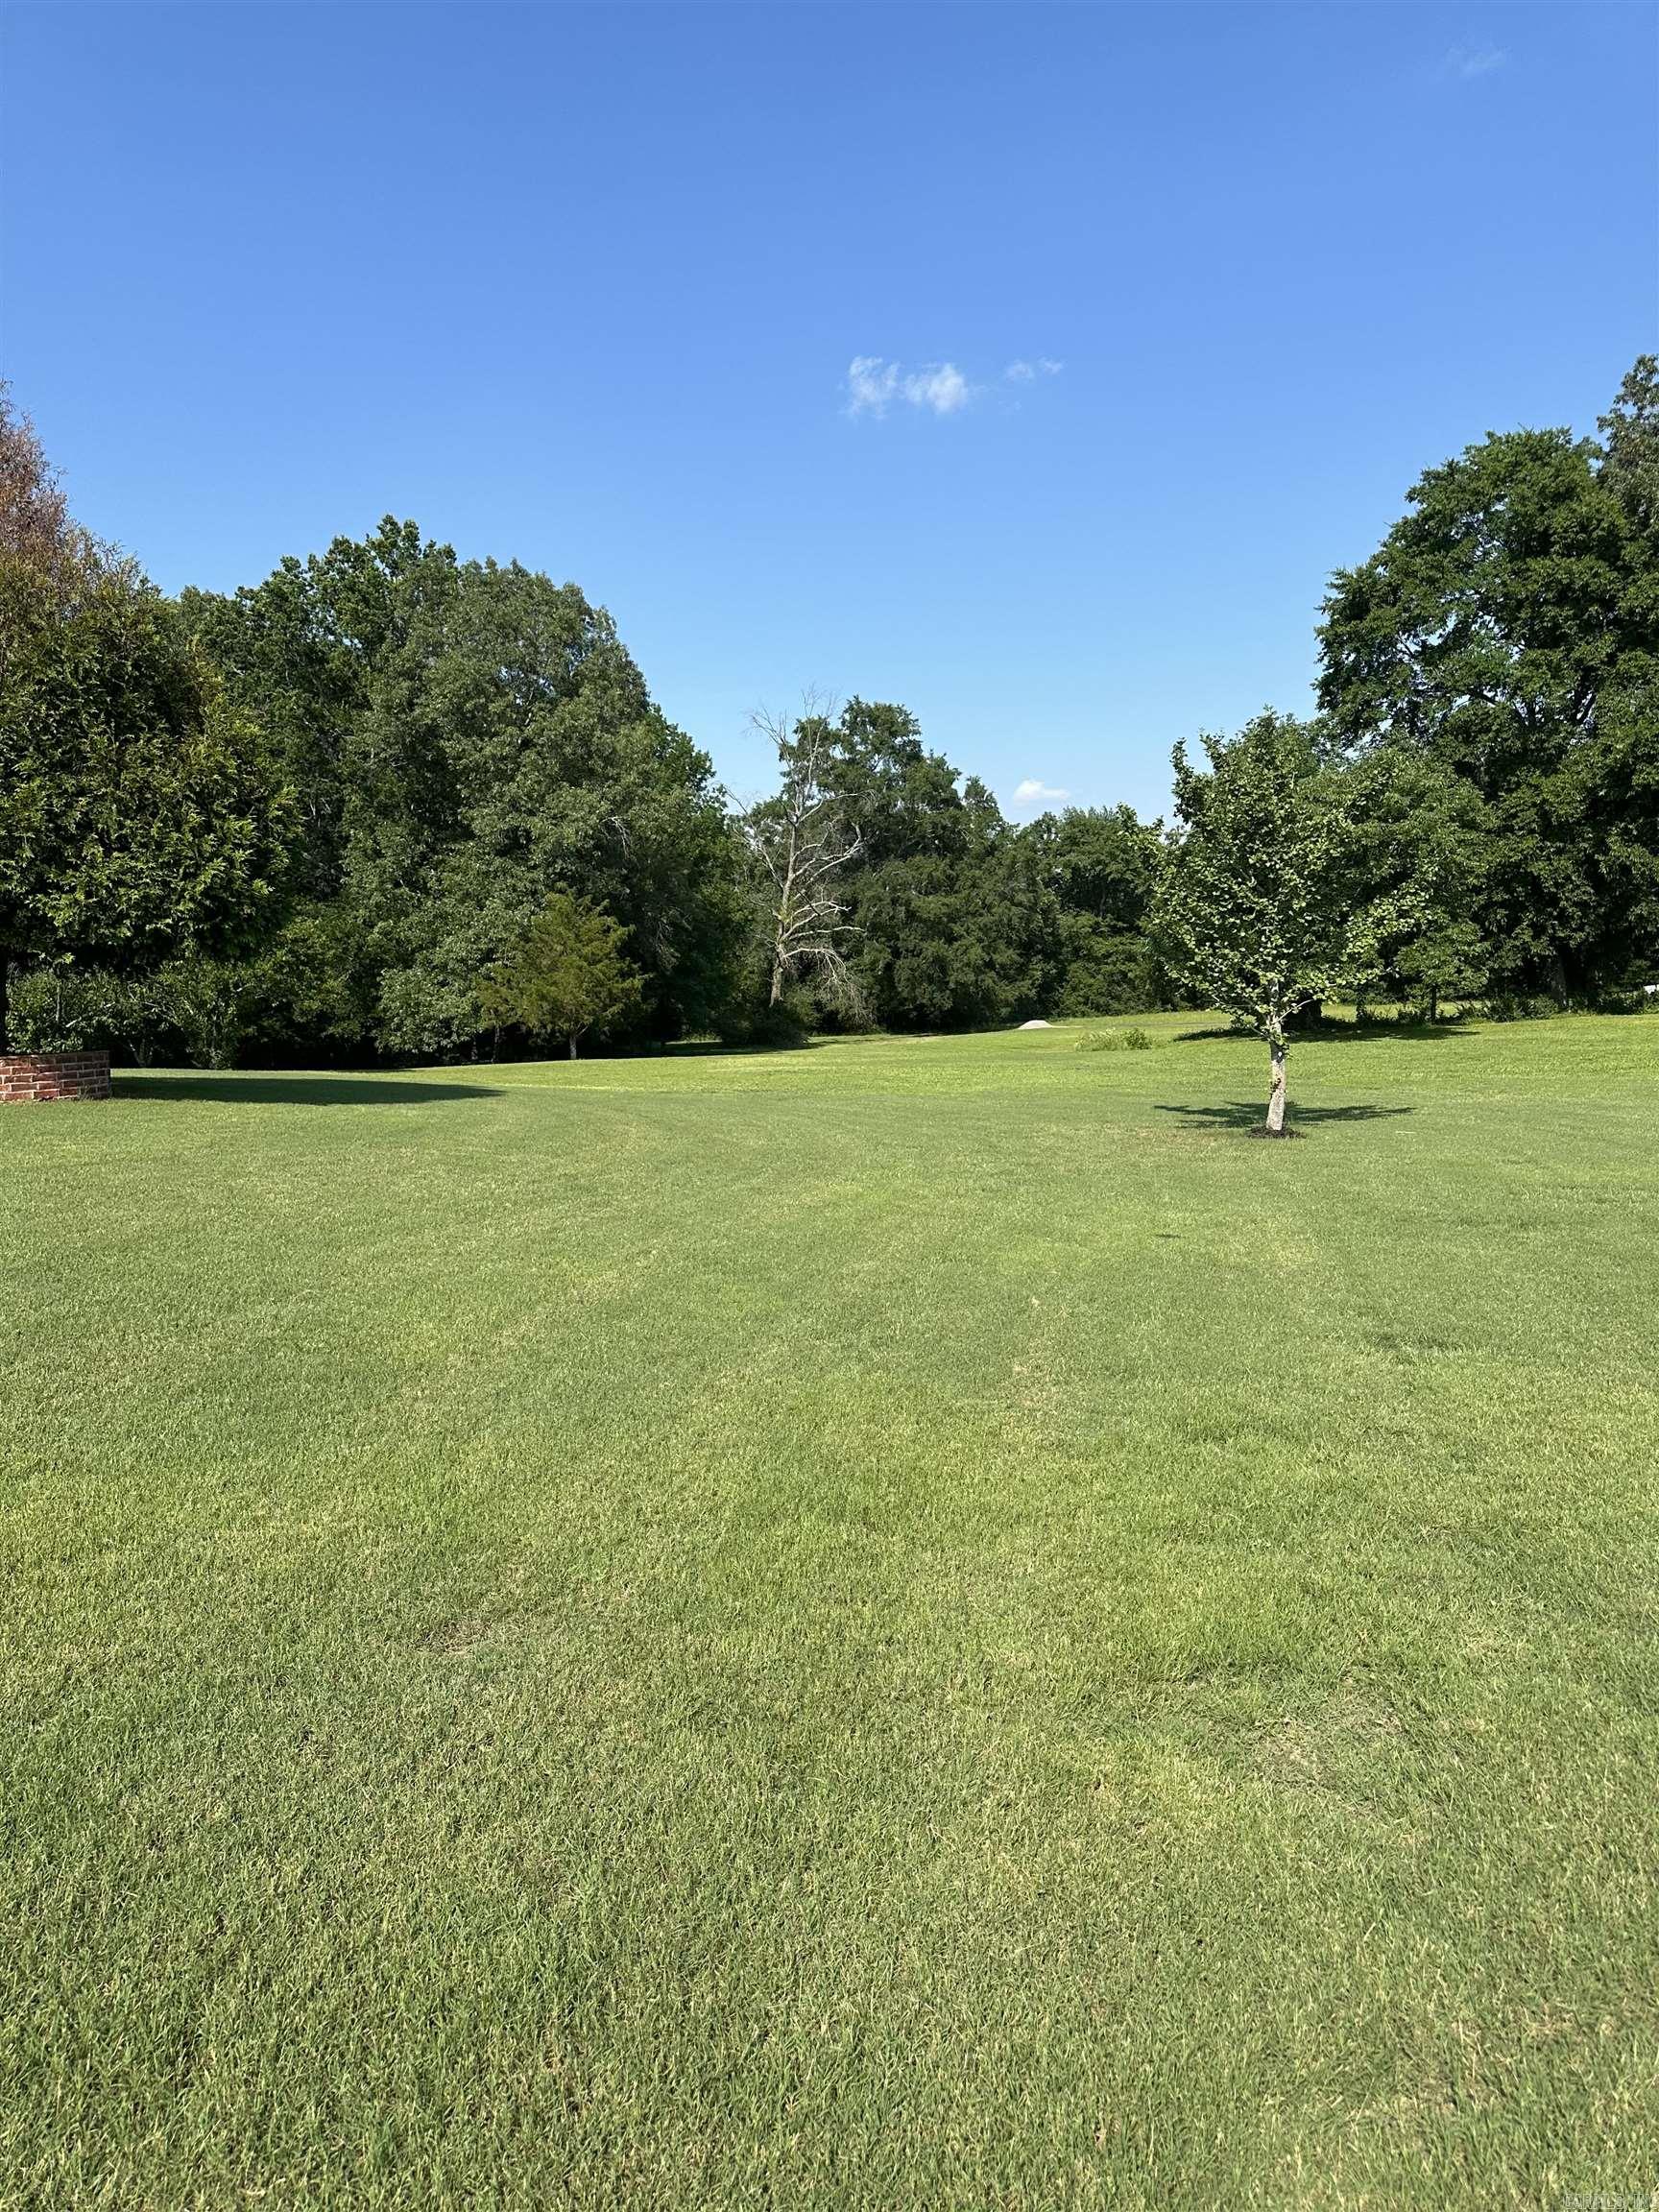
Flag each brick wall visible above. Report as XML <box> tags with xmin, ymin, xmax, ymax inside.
<box><xmin>0</xmin><ymin>1050</ymin><xmax>112</xmax><ymax>1103</ymax></box>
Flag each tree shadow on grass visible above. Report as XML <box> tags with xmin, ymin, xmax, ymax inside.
<box><xmin>114</xmin><ymin>1074</ymin><xmax>500</xmax><ymax>1106</ymax></box>
<box><xmin>1155</xmin><ymin>1100</ymin><xmax>1414</xmax><ymax>1137</ymax></box>
<box><xmin>657</xmin><ymin>1036</ymin><xmax>833</xmax><ymax>1058</ymax></box>
<box><xmin>1172</xmin><ymin>1019</ymin><xmax>1468</xmax><ymax>1046</ymax></box>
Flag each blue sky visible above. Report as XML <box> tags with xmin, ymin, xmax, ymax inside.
<box><xmin>4</xmin><ymin>2</ymin><xmax>1654</xmax><ymax>818</ymax></box>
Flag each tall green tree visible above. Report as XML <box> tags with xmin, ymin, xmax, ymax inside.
<box><xmin>1318</xmin><ymin>364</ymin><xmax>1659</xmax><ymax>998</ymax></box>
<box><xmin>1599</xmin><ymin>354</ymin><xmax>1659</xmax><ymax>535</ymax></box>
<box><xmin>184</xmin><ymin>520</ymin><xmax>748</xmax><ymax>1060</ymax></box>
<box><xmin>1590</xmin><ymin>359</ymin><xmax>1659</xmax><ymax>985</ymax></box>
<box><xmin>1028</xmin><ymin>804</ymin><xmax>1165</xmax><ymax>1014</ymax></box>
<box><xmin>0</xmin><ymin>394</ymin><xmax>288</xmax><ymax>1049</ymax></box>
<box><xmin>818</xmin><ymin>700</ymin><xmax>1054</xmax><ymax>1028</ymax></box>
<box><xmin>1342</xmin><ymin>746</ymin><xmax>1490</xmax><ymax>1017</ymax></box>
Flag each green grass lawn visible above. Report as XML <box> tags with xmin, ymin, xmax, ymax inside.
<box><xmin>4</xmin><ymin>1013</ymin><xmax>1657</xmax><ymax>2208</ymax></box>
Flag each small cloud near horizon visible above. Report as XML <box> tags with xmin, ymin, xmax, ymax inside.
<box><xmin>1009</xmin><ymin>776</ymin><xmax>1071</xmax><ymax>816</ymax></box>
<box><xmin>1004</xmin><ymin>358</ymin><xmax>1063</xmax><ymax>383</ymax></box>
<box><xmin>1443</xmin><ymin>39</ymin><xmax>1506</xmax><ymax>79</ymax></box>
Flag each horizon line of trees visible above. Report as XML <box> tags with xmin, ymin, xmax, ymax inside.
<box><xmin>3</xmin><ymin>355</ymin><xmax>1656</xmax><ymax>1073</ymax></box>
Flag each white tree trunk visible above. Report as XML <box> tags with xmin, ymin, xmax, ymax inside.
<box><xmin>1265</xmin><ymin>1036</ymin><xmax>1288</xmax><ymax>1134</ymax></box>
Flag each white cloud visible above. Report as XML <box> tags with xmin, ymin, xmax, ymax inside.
<box><xmin>1009</xmin><ymin>777</ymin><xmax>1071</xmax><ymax>817</ymax></box>
<box><xmin>847</xmin><ymin>355</ymin><xmax>1059</xmax><ymax>419</ymax></box>
<box><xmin>903</xmin><ymin>363</ymin><xmax>971</xmax><ymax>415</ymax></box>
<box><xmin>846</xmin><ymin>355</ymin><xmax>902</xmax><ymax>417</ymax></box>
<box><xmin>844</xmin><ymin>357</ymin><xmax>975</xmax><ymax>419</ymax></box>
<box><xmin>1444</xmin><ymin>39</ymin><xmax>1506</xmax><ymax>79</ymax></box>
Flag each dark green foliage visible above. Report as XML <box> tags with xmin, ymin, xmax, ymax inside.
<box><xmin>8</xmin><ymin>950</ymin><xmax>316</xmax><ymax>1070</ymax></box>
<box><xmin>1599</xmin><ymin>353</ymin><xmax>1659</xmax><ymax>535</ymax></box>
<box><xmin>6</xmin><ymin>964</ymin><xmax>125</xmax><ymax>1055</ymax></box>
<box><xmin>1341</xmin><ymin>746</ymin><xmax>1491</xmax><ymax>1017</ymax></box>
<box><xmin>777</xmin><ymin>699</ymin><xmax>1164</xmax><ymax>1032</ymax></box>
<box><xmin>0</xmin><ymin>562</ymin><xmax>289</xmax><ymax>1048</ymax></box>
<box><xmin>822</xmin><ymin>701</ymin><xmax>1042</xmax><ymax>1029</ymax></box>
<box><xmin>715</xmin><ymin>988</ymin><xmax>815</xmax><ymax>1050</ymax></box>
<box><xmin>1471</xmin><ymin>993</ymin><xmax>1562</xmax><ymax>1024</ymax></box>
<box><xmin>1034</xmin><ymin>805</ymin><xmax>1166</xmax><ymax>1015</ymax></box>
<box><xmin>1318</xmin><ymin>368</ymin><xmax>1659</xmax><ymax>999</ymax></box>
<box><xmin>181</xmin><ymin>520</ymin><xmax>747</xmax><ymax>1063</ymax></box>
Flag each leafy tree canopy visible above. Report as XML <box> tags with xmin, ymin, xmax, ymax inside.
<box><xmin>182</xmin><ymin>520</ymin><xmax>747</xmax><ymax>1059</ymax></box>
<box><xmin>1155</xmin><ymin>713</ymin><xmax>1388</xmax><ymax>1130</ymax></box>
<box><xmin>1318</xmin><ymin>370</ymin><xmax>1659</xmax><ymax>995</ymax></box>
<box><xmin>0</xmin><ymin>392</ymin><xmax>289</xmax><ymax>1047</ymax></box>
<box><xmin>476</xmin><ymin>893</ymin><xmax>642</xmax><ymax>1057</ymax></box>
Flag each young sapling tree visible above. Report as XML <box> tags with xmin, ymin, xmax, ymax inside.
<box><xmin>477</xmin><ymin>894</ymin><xmax>641</xmax><ymax>1059</ymax></box>
<box><xmin>1156</xmin><ymin>713</ymin><xmax>1389</xmax><ymax>1134</ymax></box>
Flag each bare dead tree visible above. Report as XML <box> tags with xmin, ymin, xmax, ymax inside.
<box><xmin>743</xmin><ymin>700</ymin><xmax>863</xmax><ymax>1013</ymax></box>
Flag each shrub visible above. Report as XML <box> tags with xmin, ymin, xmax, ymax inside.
<box><xmin>1075</xmin><ymin>1025</ymin><xmax>1155</xmax><ymax>1053</ymax></box>
<box><xmin>746</xmin><ymin>997</ymin><xmax>815</xmax><ymax>1049</ymax></box>
<box><xmin>8</xmin><ymin>965</ymin><xmax>108</xmax><ymax>1051</ymax></box>
<box><xmin>7</xmin><ymin>965</ymin><xmax>180</xmax><ymax>1063</ymax></box>
<box><xmin>156</xmin><ymin>958</ymin><xmax>260</xmax><ymax>1070</ymax></box>
<box><xmin>712</xmin><ymin>981</ymin><xmax>814</xmax><ymax>1050</ymax></box>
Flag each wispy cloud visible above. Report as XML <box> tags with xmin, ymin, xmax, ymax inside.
<box><xmin>1009</xmin><ymin>777</ymin><xmax>1070</xmax><ymax>816</ymax></box>
<box><xmin>846</xmin><ymin>356</ymin><xmax>974</xmax><ymax>419</ymax></box>
<box><xmin>1443</xmin><ymin>38</ymin><xmax>1506</xmax><ymax>79</ymax></box>
<box><xmin>845</xmin><ymin>355</ymin><xmax>1062</xmax><ymax>419</ymax></box>
<box><xmin>846</xmin><ymin>357</ymin><xmax>901</xmax><ymax>416</ymax></box>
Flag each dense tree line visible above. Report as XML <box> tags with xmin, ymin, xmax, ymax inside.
<box><xmin>2</xmin><ymin>359</ymin><xmax>1654</xmax><ymax>1068</ymax></box>
<box><xmin>1319</xmin><ymin>355</ymin><xmax>1659</xmax><ymax>1008</ymax></box>
<box><xmin>741</xmin><ymin>697</ymin><xmax>1164</xmax><ymax>1039</ymax></box>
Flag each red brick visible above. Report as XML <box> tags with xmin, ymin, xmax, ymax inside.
<box><xmin>0</xmin><ymin>1050</ymin><xmax>112</xmax><ymax>1103</ymax></box>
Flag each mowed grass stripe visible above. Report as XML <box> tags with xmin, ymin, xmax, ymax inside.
<box><xmin>3</xmin><ymin>1013</ymin><xmax>1656</xmax><ymax>2206</ymax></box>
